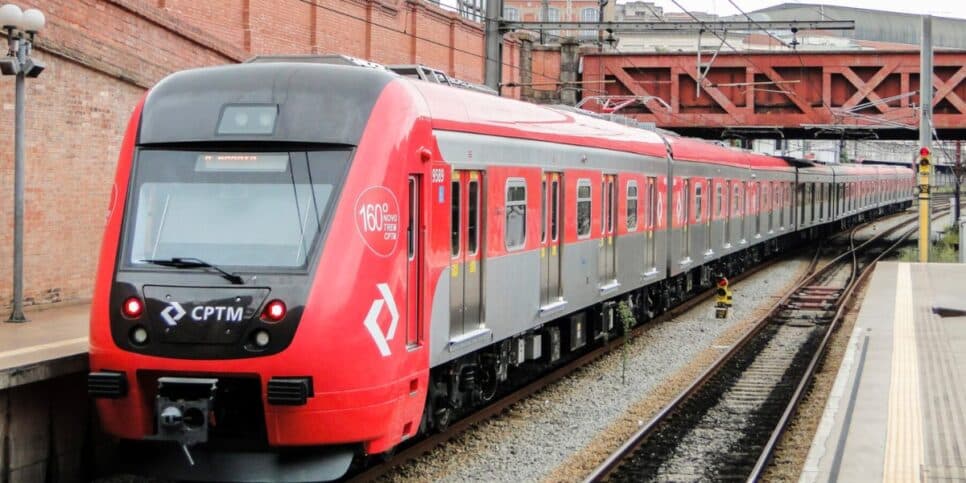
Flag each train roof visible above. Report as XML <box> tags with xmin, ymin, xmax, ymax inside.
<box><xmin>410</xmin><ymin>80</ymin><xmax>670</xmax><ymax>158</ymax></box>
<box><xmin>410</xmin><ymin>79</ymin><xmax>799</xmax><ymax>170</ymax></box>
<box><xmin>663</xmin><ymin>136</ymin><xmax>792</xmax><ymax>170</ymax></box>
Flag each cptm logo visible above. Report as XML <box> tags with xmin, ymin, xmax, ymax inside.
<box><xmin>160</xmin><ymin>301</ymin><xmax>243</xmax><ymax>326</ymax></box>
<box><xmin>363</xmin><ymin>283</ymin><xmax>399</xmax><ymax>357</ymax></box>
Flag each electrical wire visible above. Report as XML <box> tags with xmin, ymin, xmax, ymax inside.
<box><xmin>726</xmin><ymin>0</ymin><xmax>792</xmax><ymax>49</ymax></box>
<box><xmin>286</xmin><ymin>0</ymin><xmax>561</xmax><ymax>85</ymax></box>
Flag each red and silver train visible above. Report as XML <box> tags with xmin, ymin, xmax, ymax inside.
<box><xmin>87</xmin><ymin>57</ymin><xmax>914</xmax><ymax>481</ymax></box>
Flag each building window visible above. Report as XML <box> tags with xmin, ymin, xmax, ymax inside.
<box><xmin>577</xmin><ymin>179</ymin><xmax>592</xmax><ymax>238</ymax></box>
<box><xmin>505</xmin><ymin>179</ymin><xmax>527</xmax><ymax>251</ymax></box>
<box><xmin>627</xmin><ymin>181</ymin><xmax>639</xmax><ymax>230</ymax></box>
<box><xmin>503</xmin><ymin>7</ymin><xmax>520</xmax><ymax>21</ymax></box>
<box><xmin>546</xmin><ymin>7</ymin><xmax>560</xmax><ymax>38</ymax></box>
<box><xmin>580</xmin><ymin>7</ymin><xmax>599</xmax><ymax>38</ymax></box>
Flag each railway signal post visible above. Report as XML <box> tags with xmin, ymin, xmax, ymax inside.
<box><xmin>919</xmin><ymin>147</ymin><xmax>931</xmax><ymax>263</ymax></box>
<box><xmin>715</xmin><ymin>277</ymin><xmax>733</xmax><ymax>319</ymax></box>
<box><xmin>918</xmin><ymin>14</ymin><xmax>933</xmax><ymax>264</ymax></box>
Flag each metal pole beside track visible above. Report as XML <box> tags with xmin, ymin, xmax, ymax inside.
<box><xmin>918</xmin><ymin>15</ymin><xmax>932</xmax><ymax>263</ymax></box>
<box><xmin>484</xmin><ymin>0</ymin><xmax>503</xmax><ymax>92</ymax></box>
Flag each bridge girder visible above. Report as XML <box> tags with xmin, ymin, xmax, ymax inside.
<box><xmin>580</xmin><ymin>51</ymin><xmax>966</xmax><ymax>140</ymax></box>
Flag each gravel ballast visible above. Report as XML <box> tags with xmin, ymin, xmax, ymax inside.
<box><xmin>384</xmin><ymin>256</ymin><xmax>811</xmax><ymax>483</ymax></box>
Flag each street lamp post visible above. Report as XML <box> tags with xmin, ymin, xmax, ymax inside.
<box><xmin>0</xmin><ymin>3</ymin><xmax>45</xmax><ymax>323</ymax></box>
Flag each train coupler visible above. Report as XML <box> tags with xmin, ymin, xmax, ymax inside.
<box><xmin>147</xmin><ymin>377</ymin><xmax>218</xmax><ymax>466</ymax></box>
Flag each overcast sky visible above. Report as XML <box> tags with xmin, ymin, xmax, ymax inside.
<box><xmin>646</xmin><ymin>0</ymin><xmax>966</xmax><ymax>20</ymax></box>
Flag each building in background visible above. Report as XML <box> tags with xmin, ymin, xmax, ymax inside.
<box><xmin>503</xmin><ymin>0</ymin><xmax>618</xmax><ymax>43</ymax></box>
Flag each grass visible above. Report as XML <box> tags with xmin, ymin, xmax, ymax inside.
<box><xmin>897</xmin><ymin>223</ymin><xmax>960</xmax><ymax>262</ymax></box>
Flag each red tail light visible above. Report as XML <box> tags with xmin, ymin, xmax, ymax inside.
<box><xmin>122</xmin><ymin>297</ymin><xmax>144</xmax><ymax>319</ymax></box>
<box><xmin>261</xmin><ymin>300</ymin><xmax>286</xmax><ymax>322</ymax></box>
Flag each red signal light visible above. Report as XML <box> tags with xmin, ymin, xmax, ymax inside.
<box><xmin>919</xmin><ymin>147</ymin><xmax>931</xmax><ymax>157</ymax></box>
<box><xmin>717</xmin><ymin>277</ymin><xmax>729</xmax><ymax>288</ymax></box>
<box><xmin>261</xmin><ymin>300</ymin><xmax>287</xmax><ymax>322</ymax></box>
<box><xmin>122</xmin><ymin>297</ymin><xmax>144</xmax><ymax>319</ymax></box>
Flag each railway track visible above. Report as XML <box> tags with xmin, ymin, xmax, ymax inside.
<box><xmin>347</xmin><ymin>207</ymin><xmax>932</xmax><ymax>482</ymax></box>
<box><xmin>582</xmin><ymin>209</ymin><xmax>944</xmax><ymax>482</ymax></box>
<box><xmin>347</xmin><ymin>258</ymin><xmax>793</xmax><ymax>482</ymax></box>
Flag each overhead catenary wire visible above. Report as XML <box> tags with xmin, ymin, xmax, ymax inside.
<box><xmin>726</xmin><ymin>0</ymin><xmax>792</xmax><ymax>49</ymax></box>
<box><xmin>287</xmin><ymin>0</ymin><xmax>560</xmax><ymax>86</ymax></box>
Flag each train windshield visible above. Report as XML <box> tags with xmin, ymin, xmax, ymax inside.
<box><xmin>123</xmin><ymin>149</ymin><xmax>349</xmax><ymax>269</ymax></box>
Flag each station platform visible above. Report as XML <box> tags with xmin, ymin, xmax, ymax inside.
<box><xmin>0</xmin><ymin>302</ymin><xmax>89</xmax><ymax>389</ymax></box>
<box><xmin>801</xmin><ymin>262</ymin><xmax>966</xmax><ymax>482</ymax></box>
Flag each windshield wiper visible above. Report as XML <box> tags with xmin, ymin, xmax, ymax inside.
<box><xmin>140</xmin><ymin>257</ymin><xmax>245</xmax><ymax>285</ymax></box>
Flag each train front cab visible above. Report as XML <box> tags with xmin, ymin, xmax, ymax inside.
<box><xmin>88</xmin><ymin>62</ymin><xmax>440</xmax><ymax>481</ymax></box>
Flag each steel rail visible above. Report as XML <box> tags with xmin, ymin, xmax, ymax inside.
<box><xmin>582</xmin><ymin>207</ymin><xmax>940</xmax><ymax>482</ymax></box>
<box><xmin>745</xmin><ymin>209</ymin><xmax>944</xmax><ymax>481</ymax></box>
<box><xmin>348</xmin><ymin>234</ymin><xmax>809</xmax><ymax>481</ymax></box>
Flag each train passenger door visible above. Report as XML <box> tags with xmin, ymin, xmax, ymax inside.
<box><xmin>682</xmin><ymin>178</ymin><xmax>691</xmax><ymax>259</ymax></box>
<box><xmin>755</xmin><ymin>182</ymin><xmax>762</xmax><ymax>235</ymax></box>
<box><xmin>599</xmin><ymin>175</ymin><xmax>617</xmax><ymax>284</ymax></box>
<box><xmin>540</xmin><ymin>173</ymin><xmax>563</xmax><ymax>306</ymax></box>
<box><xmin>406</xmin><ymin>176</ymin><xmax>422</xmax><ymax>347</ymax></box>
<box><xmin>449</xmin><ymin>170</ymin><xmax>483</xmax><ymax>338</ymax></box>
<box><xmin>725</xmin><ymin>181</ymin><xmax>732</xmax><ymax>245</ymax></box>
<box><xmin>766</xmin><ymin>182</ymin><xmax>773</xmax><ymax>232</ymax></box>
<box><xmin>646</xmin><ymin>176</ymin><xmax>658</xmax><ymax>270</ymax></box>
<box><xmin>705</xmin><ymin>178</ymin><xmax>713</xmax><ymax>253</ymax></box>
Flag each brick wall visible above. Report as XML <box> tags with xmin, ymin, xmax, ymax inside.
<box><xmin>0</xmin><ymin>0</ymin><xmax>524</xmax><ymax>312</ymax></box>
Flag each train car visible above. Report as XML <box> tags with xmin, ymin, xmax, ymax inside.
<box><xmin>87</xmin><ymin>58</ymin><xmax>912</xmax><ymax>482</ymax></box>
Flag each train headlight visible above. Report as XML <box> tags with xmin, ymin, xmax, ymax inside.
<box><xmin>253</xmin><ymin>329</ymin><xmax>271</xmax><ymax>348</ymax></box>
<box><xmin>129</xmin><ymin>325</ymin><xmax>149</xmax><ymax>346</ymax></box>
<box><xmin>122</xmin><ymin>297</ymin><xmax>144</xmax><ymax>319</ymax></box>
<box><xmin>261</xmin><ymin>299</ymin><xmax>286</xmax><ymax>323</ymax></box>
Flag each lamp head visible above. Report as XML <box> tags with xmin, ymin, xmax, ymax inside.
<box><xmin>21</xmin><ymin>8</ymin><xmax>43</xmax><ymax>33</ymax></box>
<box><xmin>0</xmin><ymin>4</ymin><xmax>23</xmax><ymax>30</ymax></box>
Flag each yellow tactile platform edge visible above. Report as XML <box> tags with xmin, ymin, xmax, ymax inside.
<box><xmin>882</xmin><ymin>262</ymin><xmax>924</xmax><ymax>482</ymax></box>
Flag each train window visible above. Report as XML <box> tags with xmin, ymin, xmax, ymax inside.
<box><xmin>505</xmin><ymin>180</ymin><xmax>527</xmax><ymax>251</ymax></box>
<box><xmin>647</xmin><ymin>177</ymin><xmax>657</xmax><ymax>229</ymax></box>
<box><xmin>451</xmin><ymin>180</ymin><xmax>461</xmax><ymax>257</ymax></box>
<box><xmin>541</xmin><ymin>179</ymin><xmax>547</xmax><ymax>243</ymax></box>
<box><xmin>607</xmin><ymin>179</ymin><xmax>616</xmax><ymax>234</ymax></box>
<box><xmin>755</xmin><ymin>182</ymin><xmax>761</xmax><ymax>234</ymax></box>
<box><xmin>798</xmin><ymin>183</ymin><xmax>805</xmax><ymax>223</ymax></box>
<box><xmin>716</xmin><ymin>182</ymin><xmax>723</xmax><ymax>218</ymax></box>
<box><xmin>408</xmin><ymin>177</ymin><xmax>417</xmax><ymax>260</ymax></box>
<box><xmin>601</xmin><ymin>180</ymin><xmax>607</xmax><ymax>235</ymax></box>
<box><xmin>810</xmin><ymin>183</ymin><xmax>816</xmax><ymax>221</ymax></box>
<box><xmin>551</xmin><ymin>179</ymin><xmax>560</xmax><ymax>241</ymax></box>
<box><xmin>733</xmin><ymin>183</ymin><xmax>741</xmax><ymax>216</ymax></box>
<box><xmin>468</xmin><ymin>179</ymin><xmax>479</xmax><ymax>255</ymax></box>
<box><xmin>818</xmin><ymin>184</ymin><xmax>824</xmax><ymax>219</ymax></box>
<box><xmin>577</xmin><ymin>179</ymin><xmax>592</xmax><ymax>238</ymax></box>
<box><xmin>683</xmin><ymin>179</ymin><xmax>691</xmax><ymax>226</ymax></box>
<box><xmin>694</xmin><ymin>182</ymin><xmax>703</xmax><ymax>222</ymax></box>
<box><xmin>627</xmin><ymin>181</ymin><xmax>639</xmax><ymax>230</ymax></box>
<box><xmin>127</xmin><ymin>150</ymin><xmax>350</xmax><ymax>269</ymax></box>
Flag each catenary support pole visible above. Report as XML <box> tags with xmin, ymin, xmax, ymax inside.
<box><xmin>484</xmin><ymin>0</ymin><xmax>503</xmax><ymax>92</ymax></box>
<box><xmin>918</xmin><ymin>15</ymin><xmax>932</xmax><ymax>263</ymax></box>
